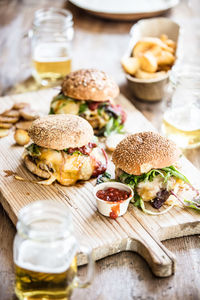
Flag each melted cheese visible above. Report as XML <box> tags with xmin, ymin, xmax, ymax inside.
<box><xmin>137</xmin><ymin>176</ymin><xmax>184</xmax><ymax>202</ymax></box>
<box><xmin>137</xmin><ymin>176</ymin><xmax>164</xmax><ymax>201</ymax></box>
<box><xmin>52</xmin><ymin>99</ymin><xmax>109</xmax><ymax>129</ymax></box>
<box><xmin>53</xmin><ymin>100</ymin><xmax>80</xmax><ymax>115</ymax></box>
<box><xmin>35</xmin><ymin>147</ymin><xmax>105</xmax><ymax>186</ymax></box>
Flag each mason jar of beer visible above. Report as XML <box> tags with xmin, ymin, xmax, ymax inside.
<box><xmin>162</xmin><ymin>63</ymin><xmax>200</xmax><ymax>149</ymax></box>
<box><xmin>30</xmin><ymin>7</ymin><xmax>74</xmax><ymax>86</ymax></box>
<box><xmin>13</xmin><ymin>200</ymin><xmax>94</xmax><ymax>300</ymax></box>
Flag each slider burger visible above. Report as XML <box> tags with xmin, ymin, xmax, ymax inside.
<box><xmin>112</xmin><ymin>132</ymin><xmax>192</xmax><ymax>215</ymax></box>
<box><xmin>49</xmin><ymin>69</ymin><xmax>126</xmax><ymax>136</ymax></box>
<box><xmin>23</xmin><ymin>114</ymin><xmax>107</xmax><ymax>186</ymax></box>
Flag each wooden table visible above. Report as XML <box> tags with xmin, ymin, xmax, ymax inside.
<box><xmin>0</xmin><ymin>1</ymin><xmax>200</xmax><ymax>299</ymax></box>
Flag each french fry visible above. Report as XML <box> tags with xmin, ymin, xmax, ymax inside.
<box><xmin>150</xmin><ymin>45</ymin><xmax>162</xmax><ymax>57</ymax></box>
<box><xmin>123</xmin><ymin>34</ymin><xmax>176</xmax><ymax>80</ymax></box>
<box><xmin>160</xmin><ymin>34</ymin><xmax>168</xmax><ymax>42</ymax></box>
<box><xmin>135</xmin><ymin>69</ymin><xmax>167</xmax><ymax>80</ymax></box>
<box><xmin>133</xmin><ymin>37</ymin><xmax>173</xmax><ymax>57</ymax></box>
<box><xmin>165</xmin><ymin>39</ymin><xmax>176</xmax><ymax>52</ymax></box>
<box><xmin>139</xmin><ymin>51</ymin><xmax>157</xmax><ymax>73</ymax></box>
<box><xmin>121</xmin><ymin>57</ymin><xmax>140</xmax><ymax>75</ymax></box>
<box><xmin>157</xmin><ymin>50</ymin><xmax>175</xmax><ymax>66</ymax></box>
<box><xmin>14</xmin><ymin>129</ymin><xmax>30</xmax><ymax>146</ymax></box>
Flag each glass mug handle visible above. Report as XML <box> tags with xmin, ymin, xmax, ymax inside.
<box><xmin>77</xmin><ymin>246</ymin><xmax>94</xmax><ymax>288</ymax></box>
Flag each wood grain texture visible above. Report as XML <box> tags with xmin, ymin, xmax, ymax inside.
<box><xmin>0</xmin><ymin>90</ymin><xmax>199</xmax><ymax>279</ymax></box>
<box><xmin>0</xmin><ymin>0</ymin><xmax>200</xmax><ymax>299</ymax></box>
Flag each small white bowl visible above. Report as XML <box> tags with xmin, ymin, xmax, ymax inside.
<box><xmin>93</xmin><ymin>182</ymin><xmax>134</xmax><ymax>219</ymax></box>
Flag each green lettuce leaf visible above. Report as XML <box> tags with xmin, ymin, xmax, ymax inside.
<box><xmin>119</xmin><ymin>166</ymin><xmax>190</xmax><ymax>189</ymax></box>
<box><xmin>79</xmin><ymin>102</ymin><xmax>88</xmax><ymax>114</ymax></box>
<box><xmin>26</xmin><ymin>143</ymin><xmax>41</xmax><ymax>157</ymax></box>
<box><xmin>184</xmin><ymin>199</ymin><xmax>200</xmax><ymax>211</ymax></box>
<box><xmin>104</xmin><ymin>117</ymin><xmax>125</xmax><ymax>137</ymax></box>
<box><xmin>96</xmin><ymin>172</ymin><xmax>111</xmax><ymax>185</ymax></box>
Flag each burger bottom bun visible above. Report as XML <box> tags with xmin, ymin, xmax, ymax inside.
<box><xmin>23</xmin><ymin>155</ymin><xmax>50</xmax><ymax>179</ymax></box>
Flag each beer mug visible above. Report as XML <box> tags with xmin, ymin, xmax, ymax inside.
<box><xmin>29</xmin><ymin>8</ymin><xmax>74</xmax><ymax>86</ymax></box>
<box><xmin>162</xmin><ymin>64</ymin><xmax>200</xmax><ymax>149</ymax></box>
<box><xmin>13</xmin><ymin>201</ymin><xmax>94</xmax><ymax>300</ymax></box>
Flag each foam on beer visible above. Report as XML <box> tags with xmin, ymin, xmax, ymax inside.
<box><xmin>15</xmin><ymin>236</ymin><xmax>77</xmax><ymax>274</ymax></box>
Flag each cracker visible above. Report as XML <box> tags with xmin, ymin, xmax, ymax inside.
<box><xmin>13</xmin><ymin>102</ymin><xmax>30</xmax><ymax>110</ymax></box>
<box><xmin>16</xmin><ymin>121</ymin><xmax>33</xmax><ymax>130</ymax></box>
<box><xmin>0</xmin><ymin>128</ymin><xmax>10</xmax><ymax>138</ymax></box>
<box><xmin>3</xmin><ymin>109</ymin><xmax>20</xmax><ymax>118</ymax></box>
<box><xmin>0</xmin><ymin>116</ymin><xmax>19</xmax><ymax>123</ymax></box>
<box><xmin>19</xmin><ymin>107</ymin><xmax>38</xmax><ymax>121</ymax></box>
<box><xmin>0</xmin><ymin>122</ymin><xmax>13</xmax><ymax>129</ymax></box>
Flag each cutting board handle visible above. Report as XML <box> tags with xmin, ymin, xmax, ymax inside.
<box><xmin>78</xmin><ymin>232</ymin><xmax>176</xmax><ymax>278</ymax></box>
<box><xmin>128</xmin><ymin>234</ymin><xmax>176</xmax><ymax>277</ymax></box>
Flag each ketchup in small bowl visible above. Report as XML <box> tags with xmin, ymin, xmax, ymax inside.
<box><xmin>94</xmin><ymin>182</ymin><xmax>133</xmax><ymax>219</ymax></box>
<box><xmin>96</xmin><ymin>187</ymin><xmax>130</xmax><ymax>202</ymax></box>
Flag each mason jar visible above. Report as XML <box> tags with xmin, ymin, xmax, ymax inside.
<box><xmin>13</xmin><ymin>200</ymin><xmax>93</xmax><ymax>300</ymax></box>
<box><xmin>162</xmin><ymin>64</ymin><xmax>200</xmax><ymax>149</ymax></box>
<box><xmin>30</xmin><ymin>7</ymin><xmax>74</xmax><ymax>86</ymax></box>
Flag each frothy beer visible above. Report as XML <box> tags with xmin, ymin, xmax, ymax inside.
<box><xmin>14</xmin><ymin>238</ymin><xmax>77</xmax><ymax>300</ymax></box>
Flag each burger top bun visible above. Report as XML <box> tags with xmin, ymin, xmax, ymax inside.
<box><xmin>112</xmin><ymin>131</ymin><xmax>181</xmax><ymax>175</ymax></box>
<box><xmin>61</xmin><ymin>69</ymin><xmax>119</xmax><ymax>102</ymax></box>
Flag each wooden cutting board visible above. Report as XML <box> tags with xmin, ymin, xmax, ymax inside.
<box><xmin>0</xmin><ymin>89</ymin><xmax>200</xmax><ymax>278</ymax></box>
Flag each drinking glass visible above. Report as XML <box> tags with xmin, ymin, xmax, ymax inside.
<box><xmin>162</xmin><ymin>64</ymin><xmax>200</xmax><ymax>149</ymax></box>
<box><xmin>30</xmin><ymin>8</ymin><xmax>74</xmax><ymax>86</ymax></box>
<box><xmin>13</xmin><ymin>200</ymin><xmax>93</xmax><ymax>300</ymax></box>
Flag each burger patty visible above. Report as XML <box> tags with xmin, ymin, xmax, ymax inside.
<box><xmin>50</xmin><ymin>94</ymin><xmax>126</xmax><ymax>136</ymax></box>
<box><xmin>23</xmin><ymin>144</ymin><xmax>106</xmax><ymax>186</ymax></box>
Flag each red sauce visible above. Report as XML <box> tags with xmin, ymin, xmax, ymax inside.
<box><xmin>92</xmin><ymin>161</ymin><xmax>106</xmax><ymax>177</ymax></box>
<box><xmin>67</xmin><ymin>143</ymin><xmax>97</xmax><ymax>156</ymax></box>
<box><xmin>111</xmin><ymin>104</ymin><xmax>127</xmax><ymax>124</ymax></box>
<box><xmin>96</xmin><ymin>187</ymin><xmax>130</xmax><ymax>202</ymax></box>
<box><xmin>88</xmin><ymin>101</ymin><xmax>101</xmax><ymax>111</ymax></box>
<box><xmin>110</xmin><ymin>204</ymin><xmax>120</xmax><ymax>219</ymax></box>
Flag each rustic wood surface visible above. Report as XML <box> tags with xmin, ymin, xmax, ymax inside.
<box><xmin>0</xmin><ymin>0</ymin><xmax>200</xmax><ymax>299</ymax></box>
<box><xmin>2</xmin><ymin>90</ymin><xmax>200</xmax><ymax>280</ymax></box>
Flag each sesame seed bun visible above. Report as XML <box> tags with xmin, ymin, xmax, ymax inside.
<box><xmin>112</xmin><ymin>132</ymin><xmax>181</xmax><ymax>175</ymax></box>
<box><xmin>61</xmin><ymin>69</ymin><xmax>119</xmax><ymax>102</ymax></box>
<box><xmin>28</xmin><ymin>114</ymin><xmax>93</xmax><ymax>150</ymax></box>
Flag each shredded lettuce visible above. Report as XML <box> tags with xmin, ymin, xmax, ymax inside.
<box><xmin>49</xmin><ymin>107</ymin><xmax>55</xmax><ymax>114</ymax></box>
<box><xmin>79</xmin><ymin>102</ymin><xmax>88</xmax><ymax>114</ymax></box>
<box><xmin>97</xmin><ymin>104</ymin><xmax>125</xmax><ymax>137</ymax></box>
<box><xmin>63</xmin><ymin>149</ymin><xmax>85</xmax><ymax>156</ymax></box>
<box><xmin>96</xmin><ymin>172</ymin><xmax>111</xmax><ymax>185</ymax></box>
<box><xmin>104</xmin><ymin>117</ymin><xmax>125</xmax><ymax>137</ymax></box>
<box><xmin>26</xmin><ymin>143</ymin><xmax>41</xmax><ymax>157</ymax></box>
<box><xmin>119</xmin><ymin>166</ymin><xmax>190</xmax><ymax>214</ymax></box>
<box><xmin>119</xmin><ymin>166</ymin><xmax>190</xmax><ymax>189</ymax></box>
<box><xmin>161</xmin><ymin>166</ymin><xmax>190</xmax><ymax>183</ymax></box>
<box><xmin>184</xmin><ymin>198</ymin><xmax>200</xmax><ymax>211</ymax></box>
